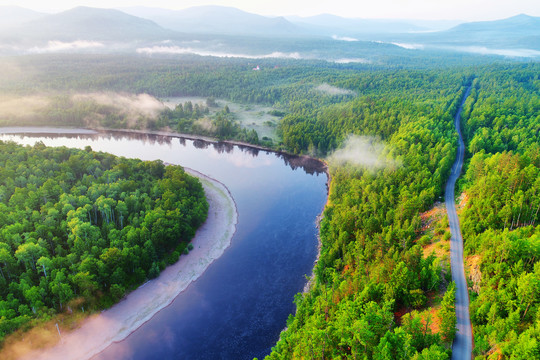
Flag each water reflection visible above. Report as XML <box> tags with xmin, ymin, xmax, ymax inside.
<box><xmin>6</xmin><ymin>130</ymin><xmax>327</xmax><ymax>175</ymax></box>
<box><xmin>0</xmin><ymin>129</ymin><xmax>328</xmax><ymax>360</ymax></box>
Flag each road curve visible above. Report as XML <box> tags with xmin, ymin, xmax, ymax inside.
<box><xmin>447</xmin><ymin>86</ymin><xmax>473</xmax><ymax>360</ymax></box>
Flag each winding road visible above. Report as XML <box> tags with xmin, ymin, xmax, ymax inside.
<box><xmin>447</xmin><ymin>86</ymin><xmax>473</xmax><ymax>360</ymax></box>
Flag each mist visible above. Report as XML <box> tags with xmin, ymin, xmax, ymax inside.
<box><xmin>29</xmin><ymin>40</ymin><xmax>105</xmax><ymax>53</ymax></box>
<box><xmin>332</xmin><ymin>58</ymin><xmax>372</xmax><ymax>64</ymax></box>
<box><xmin>441</xmin><ymin>45</ymin><xmax>540</xmax><ymax>57</ymax></box>
<box><xmin>315</xmin><ymin>83</ymin><xmax>355</xmax><ymax>96</ymax></box>
<box><xmin>332</xmin><ymin>35</ymin><xmax>359</xmax><ymax>42</ymax></box>
<box><xmin>136</xmin><ymin>46</ymin><xmax>303</xmax><ymax>60</ymax></box>
<box><xmin>327</xmin><ymin>135</ymin><xmax>398</xmax><ymax>169</ymax></box>
<box><xmin>0</xmin><ymin>95</ymin><xmax>49</xmax><ymax>118</ymax></box>
<box><xmin>0</xmin><ymin>93</ymin><xmax>167</xmax><ymax>129</ymax></box>
<box><xmin>391</xmin><ymin>42</ymin><xmax>425</xmax><ymax>50</ymax></box>
<box><xmin>73</xmin><ymin>93</ymin><xmax>165</xmax><ymax>119</ymax></box>
<box><xmin>72</xmin><ymin>92</ymin><xmax>167</xmax><ymax>129</ymax></box>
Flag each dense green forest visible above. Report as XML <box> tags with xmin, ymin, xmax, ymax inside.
<box><xmin>265</xmin><ymin>64</ymin><xmax>539</xmax><ymax>359</ymax></box>
<box><xmin>0</xmin><ymin>142</ymin><xmax>208</xmax><ymax>343</ymax></box>
<box><xmin>265</xmin><ymin>69</ymin><xmax>473</xmax><ymax>360</ymax></box>
<box><xmin>458</xmin><ymin>66</ymin><xmax>540</xmax><ymax>358</ymax></box>
<box><xmin>0</xmin><ymin>53</ymin><xmax>539</xmax><ymax>358</ymax></box>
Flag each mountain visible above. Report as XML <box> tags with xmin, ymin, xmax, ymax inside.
<box><xmin>0</xmin><ymin>6</ymin><xmax>46</xmax><ymax>28</ymax></box>
<box><xmin>120</xmin><ymin>5</ymin><xmax>302</xmax><ymax>37</ymax></box>
<box><xmin>373</xmin><ymin>13</ymin><xmax>540</xmax><ymax>57</ymax></box>
<box><xmin>1</xmin><ymin>6</ymin><xmax>175</xmax><ymax>44</ymax></box>
<box><xmin>447</xmin><ymin>14</ymin><xmax>540</xmax><ymax>35</ymax></box>
<box><xmin>287</xmin><ymin>14</ymin><xmax>430</xmax><ymax>35</ymax></box>
<box><xmin>434</xmin><ymin>14</ymin><xmax>540</xmax><ymax>49</ymax></box>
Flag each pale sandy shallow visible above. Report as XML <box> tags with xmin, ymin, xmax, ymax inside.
<box><xmin>20</xmin><ymin>168</ymin><xmax>238</xmax><ymax>360</ymax></box>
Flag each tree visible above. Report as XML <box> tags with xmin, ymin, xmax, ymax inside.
<box><xmin>36</xmin><ymin>256</ymin><xmax>52</xmax><ymax>279</ymax></box>
<box><xmin>50</xmin><ymin>271</ymin><xmax>74</xmax><ymax>310</ymax></box>
<box><xmin>374</xmin><ymin>328</ymin><xmax>412</xmax><ymax>360</ymax></box>
<box><xmin>15</xmin><ymin>242</ymin><xmax>44</xmax><ymax>271</ymax></box>
<box><xmin>439</xmin><ymin>283</ymin><xmax>457</xmax><ymax>343</ymax></box>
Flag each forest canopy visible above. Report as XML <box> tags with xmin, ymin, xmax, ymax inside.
<box><xmin>0</xmin><ymin>141</ymin><xmax>208</xmax><ymax>343</ymax></box>
<box><xmin>0</xmin><ymin>53</ymin><xmax>538</xmax><ymax>358</ymax></box>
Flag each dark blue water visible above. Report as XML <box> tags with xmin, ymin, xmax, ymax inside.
<box><xmin>0</xmin><ymin>131</ymin><xmax>327</xmax><ymax>360</ymax></box>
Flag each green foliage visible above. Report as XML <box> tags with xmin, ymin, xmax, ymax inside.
<box><xmin>461</xmin><ymin>151</ymin><xmax>540</xmax><ymax>238</ymax></box>
<box><xmin>0</xmin><ymin>53</ymin><xmax>537</xmax><ymax>358</ymax></box>
<box><xmin>439</xmin><ymin>283</ymin><xmax>457</xmax><ymax>342</ymax></box>
<box><xmin>458</xmin><ymin>64</ymin><xmax>540</xmax><ymax>358</ymax></box>
<box><xmin>0</xmin><ymin>142</ymin><xmax>208</xmax><ymax>343</ymax></box>
<box><xmin>267</xmin><ymin>68</ymin><xmax>468</xmax><ymax>359</ymax></box>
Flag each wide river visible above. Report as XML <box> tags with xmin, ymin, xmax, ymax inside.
<box><xmin>0</xmin><ymin>130</ymin><xmax>327</xmax><ymax>360</ymax></box>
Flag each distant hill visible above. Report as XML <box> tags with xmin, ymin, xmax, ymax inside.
<box><xmin>433</xmin><ymin>14</ymin><xmax>540</xmax><ymax>49</ymax></box>
<box><xmin>447</xmin><ymin>14</ymin><xmax>540</xmax><ymax>35</ymax></box>
<box><xmin>286</xmin><ymin>14</ymin><xmax>429</xmax><ymax>36</ymax></box>
<box><xmin>1</xmin><ymin>6</ymin><xmax>175</xmax><ymax>44</ymax></box>
<box><xmin>0</xmin><ymin>6</ymin><xmax>537</xmax><ymax>59</ymax></box>
<box><xmin>0</xmin><ymin>6</ymin><xmax>46</xmax><ymax>28</ymax></box>
<box><xmin>370</xmin><ymin>13</ymin><xmax>540</xmax><ymax>56</ymax></box>
<box><xmin>121</xmin><ymin>5</ymin><xmax>301</xmax><ymax>37</ymax></box>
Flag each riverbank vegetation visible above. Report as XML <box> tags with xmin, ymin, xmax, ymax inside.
<box><xmin>0</xmin><ymin>141</ymin><xmax>208</xmax><ymax>343</ymax></box>
<box><xmin>265</xmin><ymin>68</ymin><xmax>474</xmax><ymax>360</ymax></box>
<box><xmin>268</xmin><ymin>63</ymin><xmax>539</xmax><ymax>359</ymax></box>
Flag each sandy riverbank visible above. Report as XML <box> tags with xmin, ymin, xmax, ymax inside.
<box><xmin>18</xmin><ymin>168</ymin><xmax>238</xmax><ymax>360</ymax></box>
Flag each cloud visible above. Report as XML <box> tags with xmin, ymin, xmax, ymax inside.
<box><xmin>0</xmin><ymin>95</ymin><xmax>49</xmax><ymax>118</ymax></box>
<box><xmin>136</xmin><ymin>46</ymin><xmax>303</xmax><ymax>59</ymax></box>
<box><xmin>73</xmin><ymin>93</ymin><xmax>165</xmax><ymax>119</ymax></box>
<box><xmin>332</xmin><ymin>35</ymin><xmax>359</xmax><ymax>42</ymax></box>
<box><xmin>442</xmin><ymin>45</ymin><xmax>540</xmax><ymax>58</ymax></box>
<box><xmin>332</xmin><ymin>58</ymin><xmax>372</xmax><ymax>64</ymax></box>
<box><xmin>72</xmin><ymin>92</ymin><xmax>167</xmax><ymax>128</ymax></box>
<box><xmin>315</xmin><ymin>83</ymin><xmax>355</xmax><ymax>96</ymax></box>
<box><xmin>391</xmin><ymin>42</ymin><xmax>425</xmax><ymax>50</ymax></box>
<box><xmin>327</xmin><ymin>135</ymin><xmax>398</xmax><ymax>169</ymax></box>
<box><xmin>0</xmin><ymin>93</ymin><xmax>168</xmax><ymax>129</ymax></box>
<box><xmin>28</xmin><ymin>40</ymin><xmax>104</xmax><ymax>53</ymax></box>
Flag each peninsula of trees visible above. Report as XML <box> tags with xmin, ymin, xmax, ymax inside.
<box><xmin>0</xmin><ymin>141</ymin><xmax>208</xmax><ymax>342</ymax></box>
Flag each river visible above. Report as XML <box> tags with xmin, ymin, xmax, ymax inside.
<box><xmin>0</xmin><ymin>130</ymin><xmax>327</xmax><ymax>360</ymax></box>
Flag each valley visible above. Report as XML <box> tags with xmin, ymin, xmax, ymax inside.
<box><xmin>0</xmin><ymin>3</ymin><xmax>538</xmax><ymax>359</ymax></box>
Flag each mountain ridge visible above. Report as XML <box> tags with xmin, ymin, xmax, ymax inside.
<box><xmin>120</xmin><ymin>5</ymin><xmax>302</xmax><ymax>36</ymax></box>
<box><xmin>1</xmin><ymin>6</ymin><xmax>176</xmax><ymax>43</ymax></box>
<box><xmin>0</xmin><ymin>5</ymin><xmax>46</xmax><ymax>28</ymax></box>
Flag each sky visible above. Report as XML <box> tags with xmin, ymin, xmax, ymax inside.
<box><xmin>0</xmin><ymin>0</ymin><xmax>539</xmax><ymax>21</ymax></box>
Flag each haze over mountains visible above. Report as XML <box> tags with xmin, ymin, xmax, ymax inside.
<box><xmin>0</xmin><ymin>5</ymin><xmax>538</xmax><ymax>59</ymax></box>
<box><xmin>121</xmin><ymin>6</ymin><xmax>301</xmax><ymax>36</ymax></box>
<box><xmin>0</xmin><ymin>6</ymin><xmax>174</xmax><ymax>43</ymax></box>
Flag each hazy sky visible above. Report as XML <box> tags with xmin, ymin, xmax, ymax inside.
<box><xmin>1</xmin><ymin>0</ymin><xmax>539</xmax><ymax>20</ymax></box>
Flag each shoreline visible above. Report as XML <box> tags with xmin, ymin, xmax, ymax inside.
<box><xmin>0</xmin><ymin>126</ymin><xmax>327</xmax><ymax>174</ymax></box>
<box><xmin>1</xmin><ymin>125</ymin><xmax>330</xmax><ymax>358</ymax></box>
<box><xmin>303</xmin><ymin>160</ymin><xmax>331</xmax><ymax>294</ymax></box>
<box><xmin>19</xmin><ymin>166</ymin><xmax>238</xmax><ymax>360</ymax></box>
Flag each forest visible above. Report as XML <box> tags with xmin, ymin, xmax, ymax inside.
<box><xmin>0</xmin><ymin>142</ymin><xmax>208</xmax><ymax>343</ymax></box>
<box><xmin>265</xmin><ymin>64</ymin><xmax>539</xmax><ymax>359</ymax></box>
<box><xmin>458</xmin><ymin>66</ymin><xmax>540</xmax><ymax>358</ymax></box>
<box><xmin>0</xmin><ymin>53</ymin><xmax>538</xmax><ymax>358</ymax></box>
<box><xmin>265</xmin><ymin>68</ymin><xmax>471</xmax><ymax>360</ymax></box>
